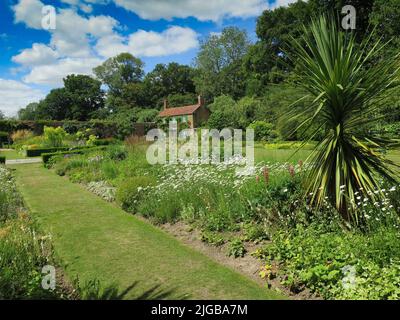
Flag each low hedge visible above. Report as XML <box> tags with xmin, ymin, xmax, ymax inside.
<box><xmin>42</xmin><ymin>146</ymin><xmax>106</xmax><ymax>164</ymax></box>
<box><xmin>92</xmin><ymin>138</ymin><xmax>120</xmax><ymax>146</ymax></box>
<box><xmin>27</xmin><ymin>145</ymin><xmax>108</xmax><ymax>157</ymax></box>
<box><xmin>26</xmin><ymin>147</ymin><xmax>71</xmax><ymax>157</ymax></box>
<box><xmin>0</xmin><ymin>156</ymin><xmax>5</xmax><ymax>164</ymax></box>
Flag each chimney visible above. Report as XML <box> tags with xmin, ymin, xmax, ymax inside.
<box><xmin>163</xmin><ymin>99</ymin><xmax>168</xmax><ymax>110</ymax></box>
<box><xmin>198</xmin><ymin>95</ymin><xmax>204</xmax><ymax>106</ymax></box>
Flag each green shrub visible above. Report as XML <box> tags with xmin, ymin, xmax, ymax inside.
<box><xmin>0</xmin><ymin>157</ymin><xmax>5</xmax><ymax>164</ymax></box>
<box><xmin>93</xmin><ymin>138</ymin><xmax>119</xmax><ymax>146</ymax></box>
<box><xmin>116</xmin><ymin>176</ymin><xmax>156</xmax><ymax>213</ymax></box>
<box><xmin>0</xmin><ymin>216</ymin><xmax>58</xmax><ymax>299</ymax></box>
<box><xmin>242</xmin><ymin>223</ymin><xmax>270</xmax><ymax>243</ymax></box>
<box><xmin>248</xmin><ymin>121</ymin><xmax>278</xmax><ymax>141</ymax></box>
<box><xmin>139</xmin><ymin>189</ymin><xmax>183</xmax><ymax>223</ymax></box>
<box><xmin>106</xmin><ymin>145</ymin><xmax>127</xmax><ymax>161</ymax></box>
<box><xmin>0</xmin><ymin>167</ymin><xmax>23</xmax><ymax>223</ymax></box>
<box><xmin>201</xmin><ymin>231</ymin><xmax>226</xmax><ymax>247</ymax></box>
<box><xmin>101</xmin><ymin>160</ymin><xmax>119</xmax><ymax>180</ymax></box>
<box><xmin>0</xmin><ymin>131</ymin><xmax>8</xmax><ymax>146</ymax></box>
<box><xmin>227</xmin><ymin>238</ymin><xmax>247</xmax><ymax>258</ymax></box>
<box><xmin>255</xmin><ymin>224</ymin><xmax>400</xmax><ymax>299</ymax></box>
<box><xmin>43</xmin><ymin>126</ymin><xmax>67</xmax><ymax>148</ymax></box>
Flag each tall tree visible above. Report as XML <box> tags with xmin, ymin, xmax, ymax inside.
<box><xmin>18</xmin><ymin>102</ymin><xmax>40</xmax><ymax>120</ymax></box>
<box><xmin>194</xmin><ymin>27</ymin><xmax>250</xmax><ymax>100</ymax></box>
<box><xmin>34</xmin><ymin>75</ymin><xmax>104</xmax><ymax>121</ymax></box>
<box><xmin>38</xmin><ymin>88</ymin><xmax>70</xmax><ymax>120</ymax></box>
<box><xmin>0</xmin><ymin>110</ymin><xmax>5</xmax><ymax>120</ymax></box>
<box><xmin>93</xmin><ymin>53</ymin><xmax>145</xmax><ymax>112</ymax></box>
<box><xmin>93</xmin><ymin>53</ymin><xmax>144</xmax><ymax>95</ymax></box>
<box><xmin>144</xmin><ymin>62</ymin><xmax>196</xmax><ymax>106</ymax></box>
<box><xmin>63</xmin><ymin>74</ymin><xmax>105</xmax><ymax>120</ymax></box>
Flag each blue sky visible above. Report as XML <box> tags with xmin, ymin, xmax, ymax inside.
<box><xmin>0</xmin><ymin>0</ymin><xmax>295</xmax><ymax>116</ymax></box>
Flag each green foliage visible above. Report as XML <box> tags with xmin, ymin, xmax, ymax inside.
<box><xmin>287</xmin><ymin>16</ymin><xmax>400</xmax><ymax>222</ymax></box>
<box><xmin>33</xmin><ymin>75</ymin><xmax>105</xmax><ymax>121</ymax></box>
<box><xmin>93</xmin><ymin>53</ymin><xmax>145</xmax><ymax>95</ymax></box>
<box><xmin>248</xmin><ymin>121</ymin><xmax>277</xmax><ymax>141</ymax></box>
<box><xmin>207</xmin><ymin>95</ymin><xmax>237</xmax><ymax>129</ymax></box>
<box><xmin>242</xmin><ymin>223</ymin><xmax>270</xmax><ymax>243</ymax></box>
<box><xmin>43</xmin><ymin>126</ymin><xmax>67</xmax><ymax>148</ymax></box>
<box><xmin>0</xmin><ymin>131</ymin><xmax>9</xmax><ymax>146</ymax></box>
<box><xmin>257</xmin><ymin>223</ymin><xmax>400</xmax><ymax>299</ymax></box>
<box><xmin>106</xmin><ymin>145</ymin><xmax>127</xmax><ymax>161</ymax></box>
<box><xmin>0</xmin><ymin>167</ymin><xmax>59</xmax><ymax>299</ymax></box>
<box><xmin>227</xmin><ymin>238</ymin><xmax>247</xmax><ymax>258</ymax></box>
<box><xmin>116</xmin><ymin>176</ymin><xmax>156</xmax><ymax>213</ymax></box>
<box><xmin>144</xmin><ymin>63</ymin><xmax>196</xmax><ymax>107</ymax></box>
<box><xmin>26</xmin><ymin>146</ymin><xmax>91</xmax><ymax>157</ymax></box>
<box><xmin>0</xmin><ymin>167</ymin><xmax>23</xmax><ymax>222</ymax></box>
<box><xmin>136</xmin><ymin>109</ymin><xmax>159</xmax><ymax>123</ymax></box>
<box><xmin>0</xmin><ymin>157</ymin><xmax>5</xmax><ymax>164</ymax></box>
<box><xmin>194</xmin><ymin>27</ymin><xmax>250</xmax><ymax>100</ymax></box>
<box><xmin>200</xmin><ymin>231</ymin><xmax>226</xmax><ymax>247</ymax></box>
<box><xmin>18</xmin><ymin>103</ymin><xmax>40</xmax><ymax>121</ymax></box>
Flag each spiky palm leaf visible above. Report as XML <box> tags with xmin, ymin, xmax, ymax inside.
<box><xmin>286</xmin><ymin>16</ymin><xmax>400</xmax><ymax>222</ymax></box>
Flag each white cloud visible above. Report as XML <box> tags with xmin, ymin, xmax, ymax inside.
<box><xmin>96</xmin><ymin>26</ymin><xmax>198</xmax><ymax>58</ymax></box>
<box><xmin>23</xmin><ymin>57</ymin><xmax>102</xmax><ymax>86</ymax></box>
<box><xmin>11</xmin><ymin>0</ymin><xmax>199</xmax><ymax>86</ymax></box>
<box><xmin>12</xmin><ymin>0</ymin><xmax>44</xmax><ymax>29</ymax></box>
<box><xmin>12</xmin><ymin>43</ymin><xmax>58</xmax><ymax>66</ymax></box>
<box><xmin>57</xmin><ymin>0</ymin><xmax>299</xmax><ymax>21</ymax></box>
<box><xmin>112</xmin><ymin>0</ymin><xmax>267</xmax><ymax>21</ymax></box>
<box><xmin>129</xmin><ymin>26</ymin><xmax>198</xmax><ymax>57</ymax></box>
<box><xmin>0</xmin><ymin>79</ymin><xmax>45</xmax><ymax>116</ymax></box>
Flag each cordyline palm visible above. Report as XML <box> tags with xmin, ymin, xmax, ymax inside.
<box><xmin>286</xmin><ymin>16</ymin><xmax>400</xmax><ymax>223</ymax></box>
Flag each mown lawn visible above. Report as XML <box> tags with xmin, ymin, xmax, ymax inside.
<box><xmin>12</xmin><ymin>163</ymin><xmax>283</xmax><ymax>300</ymax></box>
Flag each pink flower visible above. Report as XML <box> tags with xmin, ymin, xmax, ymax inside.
<box><xmin>263</xmin><ymin>167</ymin><xmax>269</xmax><ymax>184</ymax></box>
<box><xmin>289</xmin><ymin>164</ymin><xmax>295</xmax><ymax>177</ymax></box>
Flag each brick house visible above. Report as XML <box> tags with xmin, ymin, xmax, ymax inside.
<box><xmin>158</xmin><ymin>95</ymin><xmax>210</xmax><ymax>129</ymax></box>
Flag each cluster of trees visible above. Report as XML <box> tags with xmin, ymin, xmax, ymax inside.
<box><xmin>15</xmin><ymin>0</ymin><xmax>400</xmax><ymax>139</ymax></box>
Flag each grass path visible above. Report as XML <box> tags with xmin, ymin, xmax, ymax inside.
<box><xmin>0</xmin><ymin>149</ymin><xmax>26</xmax><ymax>160</ymax></box>
<box><xmin>12</xmin><ymin>164</ymin><xmax>282</xmax><ymax>300</ymax></box>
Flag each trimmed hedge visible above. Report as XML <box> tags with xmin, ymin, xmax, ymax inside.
<box><xmin>92</xmin><ymin>138</ymin><xmax>120</xmax><ymax>146</ymax></box>
<box><xmin>0</xmin><ymin>131</ymin><xmax>8</xmax><ymax>147</ymax></box>
<box><xmin>26</xmin><ymin>147</ymin><xmax>71</xmax><ymax>157</ymax></box>
<box><xmin>42</xmin><ymin>146</ymin><xmax>106</xmax><ymax>164</ymax></box>
<box><xmin>0</xmin><ymin>156</ymin><xmax>5</xmax><ymax>164</ymax></box>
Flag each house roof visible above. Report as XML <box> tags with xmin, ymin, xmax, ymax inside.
<box><xmin>159</xmin><ymin>104</ymin><xmax>201</xmax><ymax>117</ymax></box>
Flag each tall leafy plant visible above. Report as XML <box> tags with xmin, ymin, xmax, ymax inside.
<box><xmin>286</xmin><ymin>16</ymin><xmax>400</xmax><ymax>223</ymax></box>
